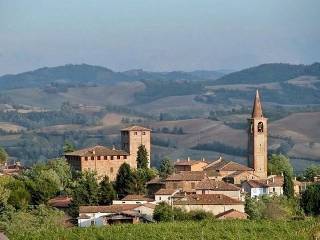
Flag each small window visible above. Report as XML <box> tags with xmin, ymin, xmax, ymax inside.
<box><xmin>258</xmin><ymin>122</ymin><xmax>264</xmax><ymax>133</ymax></box>
<box><xmin>142</xmin><ymin>131</ymin><xmax>146</xmax><ymax>135</ymax></box>
<box><xmin>111</xmin><ymin>156</ymin><xmax>114</xmax><ymax>160</ymax></box>
<box><xmin>85</xmin><ymin>157</ymin><xmax>88</xmax><ymax>161</ymax></box>
<box><xmin>110</xmin><ymin>167</ymin><xmax>113</xmax><ymax>173</ymax></box>
<box><xmin>117</xmin><ymin>155</ymin><xmax>120</xmax><ymax>159</ymax></box>
<box><xmin>91</xmin><ymin>156</ymin><xmax>94</xmax><ymax>160</ymax></box>
<box><xmin>97</xmin><ymin>156</ymin><xmax>101</xmax><ymax>160</ymax></box>
<box><xmin>134</xmin><ymin>132</ymin><xmax>138</xmax><ymax>135</ymax></box>
<box><xmin>159</xmin><ymin>197</ymin><xmax>161</xmax><ymax>200</ymax></box>
<box><xmin>104</xmin><ymin>156</ymin><xmax>108</xmax><ymax>160</ymax></box>
<box><xmin>124</xmin><ymin>155</ymin><xmax>127</xmax><ymax>159</ymax></box>
<box><xmin>273</xmin><ymin>187</ymin><xmax>276</xmax><ymax>192</ymax></box>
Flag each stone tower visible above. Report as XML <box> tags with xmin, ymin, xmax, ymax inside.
<box><xmin>120</xmin><ymin>126</ymin><xmax>151</xmax><ymax>168</ymax></box>
<box><xmin>248</xmin><ymin>90</ymin><xmax>268</xmax><ymax>178</ymax></box>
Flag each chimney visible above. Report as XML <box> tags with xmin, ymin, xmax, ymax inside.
<box><xmin>281</xmin><ymin>172</ymin><xmax>284</xmax><ymax>177</ymax></box>
<box><xmin>187</xmin><ymin>157</ymin><xmax>190</xmax><ymax>162</ymax></box>
<box><xmin>112</xmin><ymin>145</ymin><xmax>116</xmax><ymax>150</ymax></box>
<box><xmin>202</xmin><ymin>157</ymin><xmax>205</xmax><ymax>162</ymax></box>
<box><xmin>272</xmin><ymin>177</ymin><xmax>275</xmax><ymax>183</ymax></box>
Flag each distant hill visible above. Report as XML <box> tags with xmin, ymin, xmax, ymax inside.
<box><xmin>0</xmin><ymin>64</ymin><xmax>226</xmax><ymax>90</ymax></box>
<box><xmin>213</xmin><ymin>63</ymin><xmax>320</xmax><ymax>85</ymax></box>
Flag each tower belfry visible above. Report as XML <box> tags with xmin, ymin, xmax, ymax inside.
<box><xmin>248</xmin><ymin>90</ymin><xmax>268</xmax><ymax>178</ymax></box>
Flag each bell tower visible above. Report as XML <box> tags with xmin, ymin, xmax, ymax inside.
<box><xmin>248</xmin><ymin>90</ymin><xmax>268</xmax><ymax>178</ymax></box>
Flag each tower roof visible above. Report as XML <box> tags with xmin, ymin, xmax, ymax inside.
<box><xmin>251</xmin><ymin>90</ymin><xmax>263</xmax><ymax>118</ymax></box>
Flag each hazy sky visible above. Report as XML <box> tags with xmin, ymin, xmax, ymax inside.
<box><xmin>0</xmin><ymin>0</ymin><xmax>319</xmax><ymax>74</ymax></box>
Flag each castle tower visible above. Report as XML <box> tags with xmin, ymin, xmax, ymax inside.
<box><xmin>120</xmin><ymin>126</ymin><xmax>151</xmax><ymax>168</ymax></box>
<box><xmin>248</xmin><ymin>90</ymin><xmax>268</xmax><ymax>178</ymax></box>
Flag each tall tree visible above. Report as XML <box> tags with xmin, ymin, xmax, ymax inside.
<box><xmin>115</xmin><ymin>163</ymin><xmax>135</xmax><ymax>197</ymax></box>
<box><xmin>69</xmin><ymin>171</ymin><xmax>99</xmax><ymax>217</ymax></box>
<box><xmin>63</xmin><ymin>141</ymin><xmax>75</xmax><ymax>154</ymax></box>
<box><xmin>159</xmin><ymin>158</ymin><xmax>174</xmax><ymax>179</ymax></box>
<box><xmin>301</xmin><ymin>184</ymin><xmax>320</xmax><ymax>215</ymax></box>
<box><xmin>303</xmin><ymin>165</ymin><xmax>320</xmax><ymax>181</ymax></box>
<box><xmin>268</xmin><ymin>154</ymin><xmax>293</xmax><ymax>176</ymax></box>
<box><xmin>136</xmin><ymin>145</ymin><xmax>149</xmax><ymax>169</ymax></box>
<box><xmin>98</xmin><ymin>176</ymin><xmax>116</xmax><ymax>205</ymax></box>
<box><xmin>0</xmin><ymin>147</ymin><xmax>8</xmax><ymax>165</ymax></box>
<box><xmin>283</xmin><ymin>171</ymin><xmax>294</xmax><ymax>199</ymax></box>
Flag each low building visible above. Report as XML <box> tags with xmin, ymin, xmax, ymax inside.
<box><xmin>0</xmin><ymin>162</ymin><xmax>25</xmax><ymax>176</ymax></box>
<box><xmin>195</xmin><ymin>179</ymin><xmax>241</xmax><ymax>200</ymax></box>
<box><xmin>215</xmin><ymin>209</ymin><xmax>248</xmax><ymax>220</ymax></box>
<box><xmin>48</xmin><ymin>196</ymin><xmax>72</xmax><ymax>210</ymax></box>
<box><xmin>173</xmin><ymin>194</ymin><xmax>245</xmax><ymax>215</ymax></box>
<box><xmin>78</xmin><ymin>204</ymin><xmax>155</xmax><ymax>227</ymax></box>
<box><xmin>174</xmin><ymin>158</ymin><xmax>208</xmax><ymax>173</ymax></box>
<box><xmin>154</xmin><ymin>189</ymin><xmax>180</xmax><ymax>203</ymax></box>
<box><xmin>165</xmin><ymin>171</ymin><xmax>208</xmax><ymax>191</ymax></box>
<box><xmin>242</xmin><ymin>176</ymin><xmax>284</xmax><ymax>197</ymax></box>
<box><xmin>113</xmin><ymin>195</ymin><xmax>154</xmax><ymax>205</ymax></box>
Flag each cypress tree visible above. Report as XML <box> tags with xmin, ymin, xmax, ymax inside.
<box><xmin>136</xmin><ymin>145</ymin><xmax>149</xmax><ymax>169</ymax></box>
<box><xmin>98</xmin><ymin>176</ymin><xmax>116</xmax><ymax>205</ymax></box>
<box><xmin>283</xmin><ymin>171</ymin><xmax>294</xmax><ymax>199</ymax></box>
<box><xmin>115</xmin><ymin>163</ymin><xmax>135</xmax><ymax>197</ymax></box>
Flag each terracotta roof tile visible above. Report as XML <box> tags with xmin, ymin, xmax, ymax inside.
<box><xmin>155</xmin><ymin>189</ymin><xmax>179</xmax><ymax>195</ymax></box>
<box><xmin>121</xmin><ymin>125</ymin><xmax>151</xmax><ymax>131</ymax></box>
<box><xmin>166</xmin><ymin>171</ymin><xmax>207</xmax><ymax>181</ymax></box>
<box><xmin>216</xmin><ymin>209</ymin><xmax>248</xmax><ymax>219</ymax></box>
<box><xmin>196</xmin><ymin>179</ymin><xmax>240</xmax><ymax>191</ymax></box>
<box><xmin>174</xmin><ymin>160</ymin><xmax>208</xmax><ymax>166</ymax></box>
<box><xmin>146</xmin><ymin>177</ymin><xmax>165</xmax><ymax>185</ymax></box>
<box><xmin>121</xmin><ymin>195</ymin><xmax>153</xmax><ymax>202</ymax></box>
<box><xmin>79</xmin><ymin>204</ymin><xmax>140</xmax><ymax>213</ymax></box>
<box><xmin>48</xmin><ymin>196</ymin><xmax>72</xmax><ymax>208</ymax></box>
<box><xmin>65</xmin><ymin>145</ymin><xmax>129</xmax><ymax>157</ymax></box>
<box><xmin>204</xmin><ymin>158</ymin><xmax>253</xmax><ymax>172</ymax></box>
<box><xmin>174</xmin><ymin>194</ymin><xmax>243</xmax><ymax>205</ymax></box>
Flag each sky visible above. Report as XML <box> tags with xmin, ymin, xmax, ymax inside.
<box><xmin>0</xmin><ymin>0</ymin><xmax>319</xmax><ymax>75</ymax></box>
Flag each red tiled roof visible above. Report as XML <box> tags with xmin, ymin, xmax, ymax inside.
<box><xmin>48</xmin><ymin>196</ymin><xmax>72</xmax><ymax>208</ymax></box>
<box><xmin>174</xmin><ymin>194</ymin><xmax>243</xmax><ymax>205</ymax></box>
<box><xmin>79</xmin><ymin>204</ymin><xmax>140</xmax><ymax>214</ymax></box>
<box><xmin>174</xmin><ymin>160</ymin><xmax>208</xmax><ymax>166</ymax></box>
<box><xmin>121</xmin><ymin>125</ymin><xmax>151</xmax><ymax>131</ymax></box>
<box><xmin>65</xmin><ymin>145</ymin><xmax>129</xmax><ymax>157</ymax></box>
<box><xmin>155</xmin><ymin>189</ymin><xmax>179</xmax><ymax>195</ymax></box>
<box><xmin>204</xmin><ymin>158</ymin><xmax>253</xmax><ymax>172</ymax></box>
<box><xmin>166</xmin><ymin>171</ymin><xmax>207</xmax><ymax>181</ymax></box>
<box><xmin>146</xmin><ymin>177</ymin><xmax>165</xmax><ymax>185</ymax></box>
<box><xmin>196</xmin><ymin>179</ymin><xmax>240</xmax><ymax>191</ymax></box>
<box><xmin>216</xmin><ymin>209</ymin><xmax>248</xmax><ymax>219</ymax></box>
<box><xmin>121</xmin><ymin>195</ymin><xmax>153</xmax><ymax>202</ymax></box>
<box><xmin>245</xmin><ymin>176</ymin><xmax>284</xmax><ymax>188</ymax></box>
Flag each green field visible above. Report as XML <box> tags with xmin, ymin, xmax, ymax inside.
<box><xmin>8</xmin><ymin>219</ymin><xmax>320</xmax><ymax>240</ymax></box>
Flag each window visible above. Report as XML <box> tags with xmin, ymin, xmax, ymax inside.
<box><xmin>104</xmin><ymin>156</ymin><xmax>107</xmax><ymax>160</ymax></box>
<box><xmin>117</xmin><ymin>155</ymin><xmax>120</xmax><ymax>159</ymax></box>
<box><xmin>124</xmin><ymin>156</ymin><xmax>127</xmax><ymax>159</ymax></box>
<box><xmin>91</xmin><ymin>156</ymin><xmax>94</xmax><ymax>160</ymax></box>
<box><xmin>85</xmin><ymin>157</ymin><xmax>88</xmax><ymax>161</ymax></box>
<box><xmin>111</xmin><ymin>156</ymin><xmax>114</xmax><ymax>160</ymax></box>
<box><xmin>159</xmin><ymin>197</ymin><xmax>161</xmax><ymax>200</ymax></box>
<box><xmin>273</xmin><ymin>187</ymin><xmax>276</xmax><ymax>192</ymax></box>
<box><xmin>258</xmin><ymin>122</ymin><xmax>264</xmax><ymax>133</ymax></box>
<box><xmin>97</xmin><ymin>156</ymin><xmax>101</xmax><ymax>160</ymax></box>
<box><xmin>134</xmin><ymin>132</ymin><xmax>137</xmax><ymax>135</ymax></box>
<box><xmin>142</xmin><ymin>131</ymin><xmax>146</xmax><ymax>135</ymax></box>
<box><xmin>110</xmin><ymin>167</ymin><xmax>113</xmax><ymax>173</ymax></box>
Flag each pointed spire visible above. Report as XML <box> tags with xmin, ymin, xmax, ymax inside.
<box><xmin>252</xmin><ymin>89</ymin><xmax>263</xmax><ymax>118</ymax></box>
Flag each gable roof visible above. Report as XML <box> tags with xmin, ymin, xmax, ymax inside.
<box><xmin>174</xmin><ymin>160</ymin><xmax>208</xmax><ymax>166</ymax></box>
<box><xmin>196</xmin><ymin>179</ymin><xmax>240</xmax><ymax>191</ymax></box>
<box><xmin>65</xmin><ymin>145</ymin><xmax>129</xmax><ymax>157</ymax></box>
<box><xmin>121</xmin><ymin>195</ymin><xmax>153</xmax><ymax>202</ymax></box>
<box><xmin>166</xmin><ymin>171</ymin><xmax>207</xmax><ymax>181</ymax></box>
<box><xmin>79</xmin><ymin>204</ymin><xmax>140</xmax><ymax>214</ymax></box>
<box><xmin>204</xmin><ymin>157</ymin><xmax>253</xmax><ymax>172</ymax></box>
<box><xmin>174</xmin><ymin>194</ymin><xmax>243</xmax><ymax>205</ymax></box>
<box><xmin>48</xmin><ymin>196</ymin><xmax>72</xmax><ymax>208</ymax></box>
<box><xmin>215</xmin><ymin>209</ymin><xmax>248</xmax><ymax>219</ymax></box>
<box><xmin>121</xmin><ymin>125</ymin><xmax>151</xmax><ymax>131</ymax></box>
<box><xmin>146</xmin><ymin>176</ymin><xmax>166</xmax><ymax>185</ymax></box>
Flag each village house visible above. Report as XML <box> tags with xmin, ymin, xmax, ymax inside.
<box><xmin>173</xmin><ymin>194</ymin><xmax>245</xmax><ymax>216</ymax></box>
<box><xmin>113</xmin><ymin>195</ymin><xmax>154</xmax><ymax>205</ymax></box>
<box><xmin>65</xmin><ymin>125</ymin><xmax>151</xmax><ymax>181</ymax></box>
<box><xmin>78</xmin><ymin>204</ymin><xmax>155</xmax><ymax>227</ymax></box>
<box><xmin>195</xmin><ymin>179</ymin><xmax>242</xmax><ymax>200</ymax></box>
<box><xmin>146</xmin><ymin>176</ymin><xmax>166</xmax><ymax>196</ymax></box>
<box><xmin>0</xmin><ymin>161</ymin><xmax>25</xmax><ymax>176</ymax></box>
<box><xmin>165</xmin><ymin>171</ymin><xmax>208</xmax><ymax>192</ymax></box>
<box><xmin>174</xmin><ymin>158</ymin><xmax>208</xmax><ymax>173</ymax></box>
<box><xmin>154</xmin><ymin>189</ymin><xmax>180</xmax><ymax>204</ymax></box>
